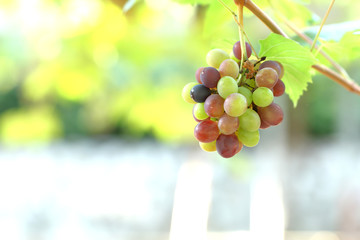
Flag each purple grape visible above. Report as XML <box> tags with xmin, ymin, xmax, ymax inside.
<box><xmin>200</xmin><ymin>67</ymin><xmax>221</xmax><ymax>88</ymax></box>
<box><xmin>233</xmin><ymin>41</ymin><xmax>252</xmax><ymax>60</ymax></box>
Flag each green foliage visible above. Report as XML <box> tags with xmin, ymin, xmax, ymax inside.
<box><xmin>259</xmin><ymin>33</ymin><xmax>316</xmax><ymax>107</ymax></box>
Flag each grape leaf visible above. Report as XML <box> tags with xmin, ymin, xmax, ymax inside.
<box><xmin>259</xmin><ymin>33</ymin><xmax>316</xmax><ymax>107</ymax></box>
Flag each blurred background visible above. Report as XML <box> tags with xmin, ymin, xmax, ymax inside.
<box><xmin>0</xmin><ymin>0</ymin><xmax>359</xmax><ymax>239</ymax></box>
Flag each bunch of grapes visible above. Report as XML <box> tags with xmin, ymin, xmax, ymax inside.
<box><xmin>182</xmin><ymin>41</ymin><xmax>285</xmax><ymax>158</ymax></box>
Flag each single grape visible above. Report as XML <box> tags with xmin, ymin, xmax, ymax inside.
<box><xmin>260</xmin><ymin>118</ymin><xmax>271</xmax><ymax>129</ymax></box>
<box><xmin>273</xmin><ymin>79</ymin><xmax>285</xmax><ymax>97</ymax></box>
<box><xmin>182</xmin><ymin>82</ymin><xmax>198</xmax><ymax>104</ymax></box>
<box><xmin>237</xmin><ymin>129</ymin><xmax>260</xmax><ymax>147</ymax></box>
<box><xmin>238</xmin><ymin>86</ymin><xmax>252</xmax><ymax>106</ymax></box>
<box><xmin>199</xmin><ymin>141</ymin><xmax>216</xmax><ymax>152</ymax></box>
<box><xmin>217</xmin><ymin>76</ymin><xmax>238</xmax><ymax>99</ymax></box>
<box><xmin>253</xmin><ymin>87</ymin><xmax>274</xmax><ymax>107</ymax></box>
<box><xmin>224</xmin><ymin>93</ymin><xmax>247</xmax><ymax>117</ymax></box>
<box><xmin>219</xmin><ymin>59</ymin><xmax>240</xmax><ymax>79</ymax></box>
<box><xmin>193</xmin><ymin>103</ymin><xmax>208</xmax><ymax>121</ymax></box>
<box><xmin>259</xmin><ymin>61</ymin><xmax>284</xmax><ymax>78</ymax></box>
<box><xmin>206</xmin><ymin>49</ymin><xmax>230</xmax><ymax>69</ymax></box>
<box><xmin>233</xmin><ymin>41</ymin><xmax>252</xmax><ymax>60</ymax></box>
<box><xmin>200</xmin><ymin>67</ymin><xmax>221</xmax><ymax>88</ymax></box>
<box><xmin>192</xmin><ymin>106</ymin><xmax>208</xmax><ymax>122</ymax></box>
<box><xmin>204</xmin><ymin>94</ymin><xmax>225</xmax><ymax>118</ymax></box>
<box><xmin>218</xmin><ymin>113</ymin><xmax>239</xmax><ymax>135</ymax></box>
<box><xmin>216</xmin><ymin>134</ymin><xmax>242</xmax><ymax>158</ymax></box>
<box><xmin>194</xmin><ymin>120</ymin><xmax>219</xmax><ymax>143</ymax></box>
<box><xmin>238</xmin><ymin>109</ymin><xmax>261</xmax><ymax>132</ymax></box>
<box><xmin>195</xmin><ymin>67</ymin><xmax>204</xmax><ymax>84</ymax></box>
<box><xmin>257</xmin><ymin>102</ymin><xmax>284</xmax><ymax>126</ymax></box>
<box><xmin>190</xmin><ymin>84</ymin><xmax>211</xmax><ymax>103</ymax></box>
<box><xmin>255</xmin><ymin>67</ymin><xmax>278</xmax><ymax>88</ymax></box>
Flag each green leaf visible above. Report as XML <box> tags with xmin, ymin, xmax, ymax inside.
<box><xmin>259</xmin><ymin>33</ymin><xmax>316</xmax><ymax>107</ymax></box>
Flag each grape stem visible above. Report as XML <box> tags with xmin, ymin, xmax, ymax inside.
<box><xmin>237</xmin><ymin>4</ymin><xmax>246</xmax><ymax>73</ymax></box>
<box><xmin>243</xmin><ymin>0</ymin><xmax>360</xmax><ymax>95</ymax></box>
<box><xmin>310</xmin><ymin>0</ymin><xmax>335</xmax><ymax>52</ymax></box>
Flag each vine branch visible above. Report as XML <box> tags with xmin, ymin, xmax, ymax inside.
<box><xmin>243</xmin><ymin>0</ymin><xmax>360</xmax><ymax>95</ymax></box>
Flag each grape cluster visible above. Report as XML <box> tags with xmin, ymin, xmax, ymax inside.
<box><xmin>182</xmin><ymin>41</ymin><xmax>285</xmax><ymax>158</ymax></box>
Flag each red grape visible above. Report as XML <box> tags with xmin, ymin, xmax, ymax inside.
<box><xmin>273</xmin><ymin>79</ymin><xmax>285</xmax><ymax>97</ymax></box>
<box><xmin>194</xmin><ymin>120</ymin><xmax>219</xmax><ymax>143</ymax></box>
<box><xmin>216</xmin><ymin>134</ymin><xmax>242</xmax><ymax>158</ymax></box>
<box><xmin>204</xmin><ymin>94</ymin><xmax>225</xmax><ymax>118</ymax></box>
<box><xmin>218</xmin><ymin>114</ymin><xmax>239</xmax><ymax>135</ymax></box>
<box><xmin>259</xmin><ymin>61</ymin><xmax>283</xmax><ymax>77</ymax></box>
<box><xmin>257</xmin><ymin>103</ymin><xmax>284</xmax><ymax>126</ymax></box>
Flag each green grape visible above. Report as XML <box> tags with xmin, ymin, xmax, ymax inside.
<box><xmin>193</xmin><ymin>103</ymin><xmax>208</xmax><ymax>120</ymax></box>
<box><xmin>238</xmin><ymin>109</ymin><xmax>260</xmax><ymax>131</ymax></box>
<box><xmin>238</xmin><ymin>86</ymin><xmax>252</xmax><ymax>106</ymax></box>
<box><xmin>217</xmin><ymin>76</ymin><xmax>238</xmax><ymax>99</ymax></box>
<box><xmin>206</xmin><ymin>49</ymin><xmax>230</xmax><ymax>69</ymax></box>
<box><xmin>237</xmin><ymin>129</ymin><xmax>260</xmax><ymax>147</ymax></box>
<box><xmin>224</xmin><ymin>93</ymin><xmax>247</xmax><ymax>117</ymax></box>
<box><xmin>253</xmin><ymin>87</ymin><xmax>274</xmax><ymax>107</ymax></box>
<box><xmin>199</xmin><ymin>140</ymin><xmax>216</xmax><ymax>152</ymax></box>
<box><xmin>182</xmin><ymin>82</ymin><xmax>198</xmax><ymax>104</ymax></box>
